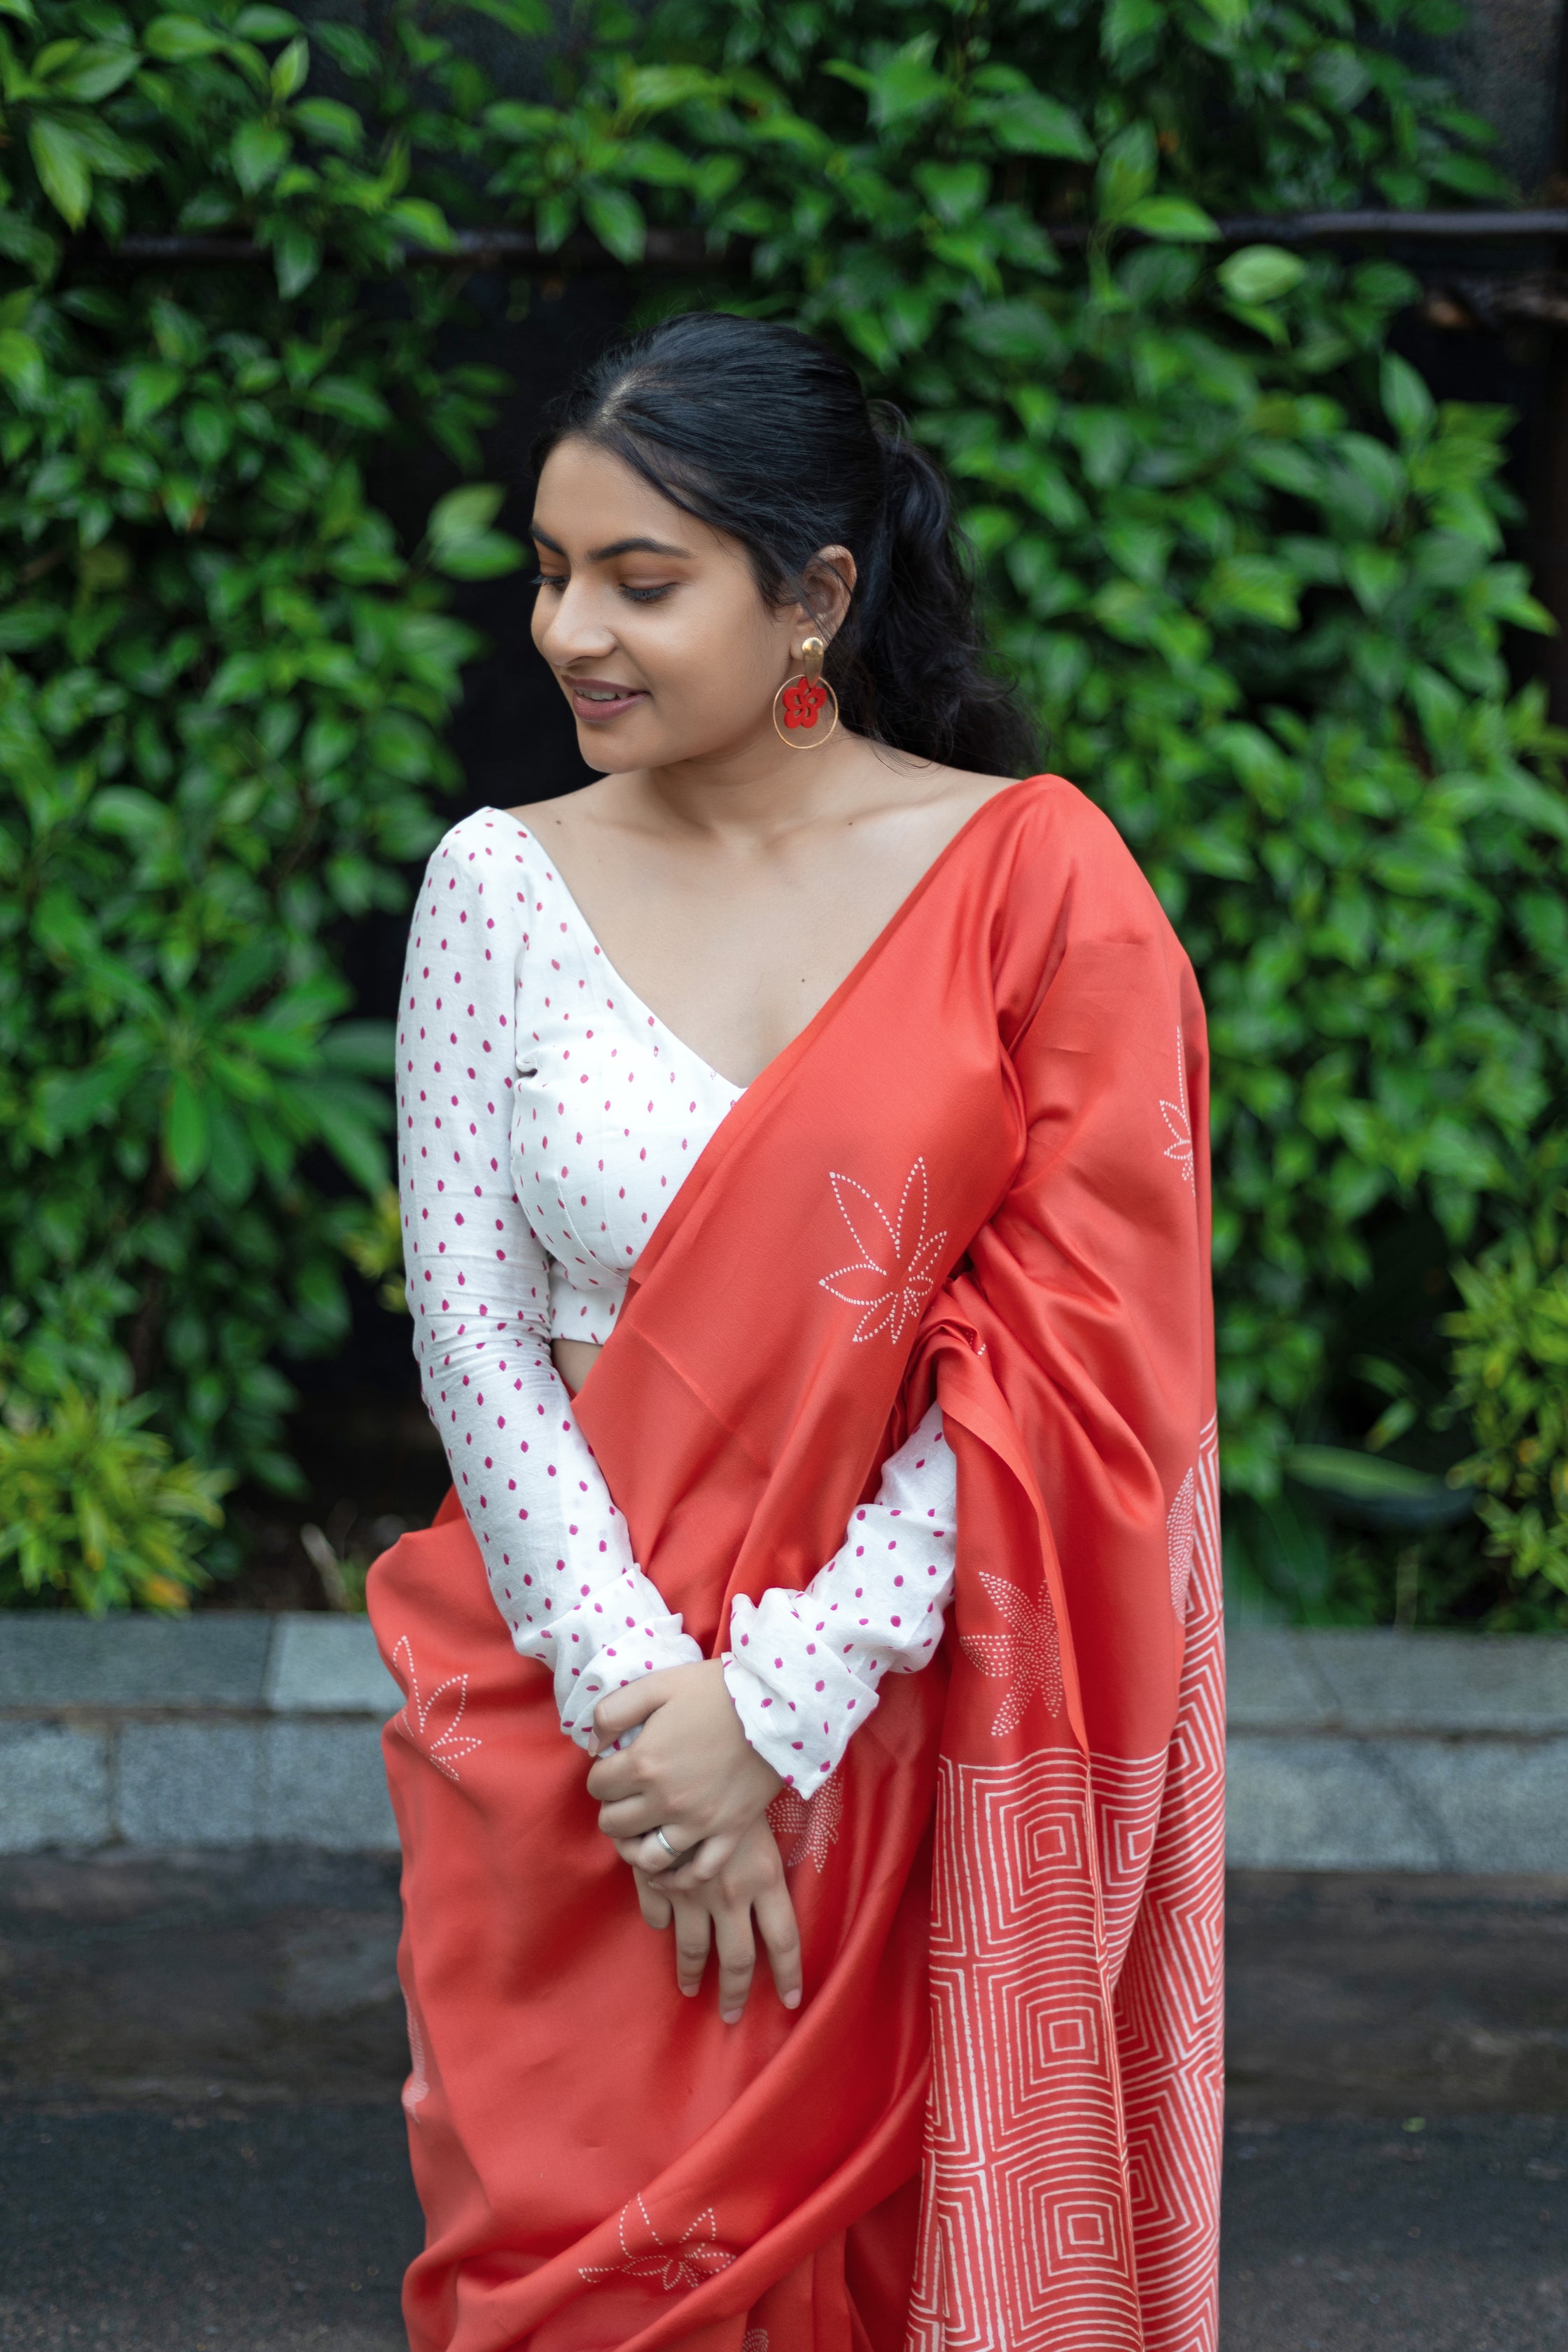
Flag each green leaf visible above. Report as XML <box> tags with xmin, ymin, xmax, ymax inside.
<box><xmin>1218</xmin><ymin>244</ymin><xmax>1307</xmax><ymax>304</ymax></box>
<box><xmin>913</xmin><ymin>160</ymin><xmax>989</xmax><ymax>226</ymax></box>
<box><xmin>123</xmin><ymin>360</ymin><xmax>182</xmax><ymax>431</ymax></box>
<box><xmin>0</xmin><ymin>328</ymin><xmax>45</xmax><ymax>402</ymax></box>
<box><xmin>980</xmin><ymin>90</ymin><xmax>1094</xmax><ymax>160</ymax></box>
<box><xmin>1124</xmin><ymin>196</ymin><xmax>1219</xmax><ymax>242</ymax></box>
<box><xmin>233</xmin><ymin>5</ymin><xmax>300</xmax><ymax>35</ymax></box>
<box><xmin>306</xmin><ymin>374</ymin><xmax>391</xmax><ymax>430</ymax></box>
<box><xmin>1095</xmin><ymin>122</ymin><xmax>1157</xmax><ymax>222</ymax></box>
<box><xmin>866</xmin><ymin>34</ymin><xmax>948</xmax><ymax>128</ymax></box>
<box><xmin>232</xmin><ymin>118</ymin><xmax>289</xmax><ymax>194</ymax></box>
<box><xmin>385</xmin><ymin>198</ymin><xmax>456</xmax><ymax>251</ymax></box>
<box><xmin>1381</xmin><ymin>354</ymin><xmax>1435</xmax><ymax>444</ymax></box>
<box><xmin>318</xmin><ymin>1020</ymin><xmax>394</xmax><ymax>1074</ymax></box>
<box><xmin>143</xmin><ymin>13</ymin><xmax>225</xmax><ymax>58</ymax></box>
<box><xmin>46</xmin><ymin>42</ymin><xmax>140</xmax><ymax>101</ymax></box>
<box><xmin>270</xmin><ymin>32</ymin><xmax>307</xmax><ymax>97</ymax></box>
<box><xmin>290</xmin><ymin>97</ymin><xmax>362</xmax><ymax>151</ymax></box>
<box><xmin>428</xmin><ymin>484</ymin><xmax>504</xmax><ymax>542</ymax></box>
<box><xmin>1203</xmin><ymin>554</ymin><xmax>1300</xmax><ymax>628</ymax></box>
<box><xmin>272</xmin><ymin>225</ymin><xmax>319</xmax><ymax>295</ymax></box>
<box><xmin>1102</xmin><ymin>0</ymin><xmax>1163</xmax><ymax>60</ymax></box>
<box><xmin>1283</xmin><ymin>1446</ymin><xmax>1474</xmax><ymax>1529</ymax></box>
<box><xmin>28</xmin><ymin>115</ymin><xmax>93</xmax><ymax>227</ymax></box>
<box><xmin>163</xmin><ymin>1074</ymin><xmax>211</xmax><ymax>1187</ymax></box>
<box><xmin>430</xmin><ymin>530</ymin><xmax>526</xmax><ymax>580</ymax></box>
<box><xmin>580</xmin><ymin>182</ymin><xmax>645</xmax><ymax>265</ymax></box>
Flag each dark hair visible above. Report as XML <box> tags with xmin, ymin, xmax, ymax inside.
<box><xmin>532</xmin><ymin>312</ymin><xmax>1037</xmax><ymax>777</ymax></box>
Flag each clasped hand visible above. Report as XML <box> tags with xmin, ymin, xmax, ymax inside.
<box><xmin>587</xmin><ymin>1659</ymin><xmax>802</xmax><ymax>2024</ymax></box>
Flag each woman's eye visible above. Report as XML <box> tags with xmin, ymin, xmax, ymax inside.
<box><xmin>621</xmin><ymin>583</ymin><xmax>674</xmax><ymax>604</ymax></box>
<box><xmin>528</xmin><ymin>572</ymin><xmax>566</xmax><ymax>592</ymax></box>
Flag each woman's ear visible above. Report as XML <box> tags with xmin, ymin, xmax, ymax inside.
<box><xmin>797</xmin><ymin>545</ymin><xmax>858</xmax><ymax>645</ymax></box>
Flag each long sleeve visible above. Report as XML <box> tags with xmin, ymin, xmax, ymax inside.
<box><xmin>396</xmin><ymin>825</ymin><xmax>702</xmax><ymax>1744</ymax></box>
<box><xmin>723</xmin><ymin>1402</ymin><xmax>956</xmax><ymax>1788</ymax></box>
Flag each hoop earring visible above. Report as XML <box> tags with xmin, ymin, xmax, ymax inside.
<box><xmin>772</xmin><ymin>634</ymin><xmax>839</xmax><ymax>750</ymax></box>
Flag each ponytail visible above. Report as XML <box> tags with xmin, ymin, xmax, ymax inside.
<box><xmin>533</xmin><ymin>314</ymin><xmax>1037</xmax><ymax>777</ymax></box>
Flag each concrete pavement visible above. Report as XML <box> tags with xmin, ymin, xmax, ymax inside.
<box><xmin>0</xmin><ymin>1852</ymin><xmax>1564</xmax><ymax>2348</ymax></box>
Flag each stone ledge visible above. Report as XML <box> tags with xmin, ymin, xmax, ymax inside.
<box><xmin>1226</xmin><ymin>1627</ymin><xmax>1568</xmax><ymax>1736</ymax></box>
<box><xmin>1</xmin><ymin>1616</ymin><xmax>1564</xmax><ymax>1868</ymax></box>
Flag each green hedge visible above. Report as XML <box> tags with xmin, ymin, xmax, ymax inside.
<box><xmin>2</xmin><ymin>0</ymin><xmax>1565</xmax><ymax>1621</ymax></box>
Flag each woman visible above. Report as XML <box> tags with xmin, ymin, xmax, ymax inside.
<box><xmin>370</xmin><ymin>311</ymin><xmax>1222</xmax><ymax>2352</ymax></box>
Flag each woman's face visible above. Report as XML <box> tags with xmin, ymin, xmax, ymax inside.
<box><xmin>528</xmin><ymin>438</ymin><xmax>846</xmax><ymax>774</ymax></box>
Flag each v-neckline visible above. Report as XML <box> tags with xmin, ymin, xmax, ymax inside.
<box><xmin>489</xmin><ymin>779</ymin><xmax>1037</xmax><ymax>1096</ymax></box>
<box><xmin>494</xmin><ymin>813</ymin><xmax>748</xmax><ymax>1095</ymax></box>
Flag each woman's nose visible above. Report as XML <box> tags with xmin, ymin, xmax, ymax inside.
<box><xmin>536</xmin><ymin>575</ymin><xmax>617</xmax><ymax>664</ymax></box>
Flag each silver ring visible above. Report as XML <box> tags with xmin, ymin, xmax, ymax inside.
<box><xmin>653</xmin><ymin>1826</ymin><xmax>682</xmax><ymax>1862</ymax></box>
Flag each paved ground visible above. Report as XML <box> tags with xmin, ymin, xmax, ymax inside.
<box><xmin>0</xmin><ymin>1856</ymin><xmax>1564</xmax><ymax>2348</ymax></box>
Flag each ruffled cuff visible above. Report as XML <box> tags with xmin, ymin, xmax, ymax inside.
<box><xmin>542</xmin><ymin>1568</ymin><xmax>705</xmax><ymax>1749</ymax></box>
<box><xmin>722</xmin><ymin>1599</ymin><xmax>878</xmax><ymax>1788</ymax></box>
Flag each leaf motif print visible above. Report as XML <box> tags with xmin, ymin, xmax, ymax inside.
<box><xmin>1168</xmin><ymin>1467</ymin><xmax>1196</xmax><ymax>1617</ymax></box>
<box><xmin>1161</xmin><ymin>1026</ymin><xmax>1195</xmax><ymax>1188</ymax></box>
<box><xmin>393</xmin><ymin>1634</ymin><xmax>484</xmax><ymax>1782</ymax></box>
<box><xmin>579</xmin><ymin>2198</ymin><xmax>737</xmax><ymax>2292</ymax></box>
<box><xmin>959</xmin><ymin>1572</ymin><xmax>1065</xmax><ymax>1734</ymax></box>
<box><xmin>767</xmin><ymin>1772</ymin><xmax>843</xmax><ymax>1872</ymax></box>
<box><xmin>819</xmin><ymin>1156</ymin><xmax>948</xmax><ymax>1344</ymax></box>
<box><xmin>402</xmin><ymin>1993</ymin><xmax>429</xmax><ymax>2122</ymax></box>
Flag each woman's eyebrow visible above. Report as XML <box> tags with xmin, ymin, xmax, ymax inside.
<box><xmin>589</xmin><ymin>536</ymin><xmax>692</xmax><ymax>561</ymax></box>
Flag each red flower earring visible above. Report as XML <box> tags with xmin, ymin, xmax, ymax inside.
<box><xmin>772</xmin><ymin>634</ymin><xmax>839</xmax><ymax>750</ymax></box>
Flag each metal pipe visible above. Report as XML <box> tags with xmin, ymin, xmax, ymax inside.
<box><xmin>99</xmin><ymin>209</ymin><xmax>1568</xmax><ymax>270</ymax></box>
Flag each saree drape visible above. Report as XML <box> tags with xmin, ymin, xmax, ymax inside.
<box><xmin>368</xmin><ymin>774</ymin><xmax>1223</xmax><ymax>2352</ymax></box>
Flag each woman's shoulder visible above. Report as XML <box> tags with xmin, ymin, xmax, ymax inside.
<box><xmin>420</xmin><ymin>806</ymin><xmax>544</xmax><ymax>904</ymax></box>
<box><xmin>978</xmin><ymin>774</ymin><xmax>1182</xmax><ymax>944</ymax></box>
<box><xmin>995</xmin><ymin>772</ymin><xmax>1147</xmax><ymax>878</ymax></box>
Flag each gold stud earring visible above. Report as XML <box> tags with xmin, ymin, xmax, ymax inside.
<box><xmin>771</xmin><ymin>634</ymin><xmax>839</xmax><ymax>750</ymax></box>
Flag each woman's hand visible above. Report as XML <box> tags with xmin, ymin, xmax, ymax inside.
<box><xmin>632</xmin><ymin>1817</ymin><xmax>802</xmax><ymax>2024</ymax></box>
<box><xmin>586</xmin><ymin>1658</ymin><xmax>784</xmax><ymax>1884</ymax></box>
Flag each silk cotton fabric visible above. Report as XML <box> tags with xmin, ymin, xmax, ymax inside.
<box><xmin>394</xmin><ymin>814</ymin><xmax>959</xmax><ymax>1785</ymax></box>
<box><xmin>368</xmin><ymin>774</ymin><xmax>1224</xmax><ymax>2352</ymax></box>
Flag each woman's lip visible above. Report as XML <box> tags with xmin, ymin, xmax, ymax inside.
<box><xmin>566</xmin><ymin>678</ymin><xmax>648</xmax><ymax>720</ymax></box>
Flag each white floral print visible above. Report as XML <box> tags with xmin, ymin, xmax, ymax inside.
<box><xmin>768</xmin><ymin>1772</ymin><xmax>844</xmax><ymax>1872</ymax></box>
<box><xmin>392</xmin><ymin>1634</ymin><xmax>484</xmax><ymax>1783</ymax></box>
<box><xmin>960</xmin><ymin>1572</ymin><xmax>1065</xmax><ymax>1734</ymax></box>
<box><xmin>1161</xmin><ymin>1026</ymin><xmax>1195</xmax><ymax>1187</ymax></box>
<box><xmin>579</xmin><ymin>2197</ymin><xmax>736</xmax><ymax>2292</ymax></box>
<box><xmin>820</xmin><ymin>1156</ymin><xmax>948</xmax><ymax>1344</ymax></box>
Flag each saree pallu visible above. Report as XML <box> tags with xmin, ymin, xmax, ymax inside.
<box><xmin>368</xmin><ymin>775</ymin><xmax>1223</xmax><ymax>2352</ymax></box>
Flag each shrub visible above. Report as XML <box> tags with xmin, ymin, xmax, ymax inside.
<box><xmin>0</xmin><ymin>1383</ymin><xmax>226</xmax><ymax>1610</ymax></box>
<box><xmin>0</xmin><ymin>0</ymin><xmax>525</xmax><ymax>1514</ymax></box>
<box><xmin>1445</xmin><ymin>1142</ymin><xmax>1568</xmax><ymax>1614</ymax></box>
<box><xmin>3</xmin><ymin>0</ymin><xmax>1566</xmax><ymax>1614</ymax></box>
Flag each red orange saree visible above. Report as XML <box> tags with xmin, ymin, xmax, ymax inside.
<box><xmin>368</xmin><ymin>774</ymin><xmax>1222</xmax><ymax>2352</ymax></box>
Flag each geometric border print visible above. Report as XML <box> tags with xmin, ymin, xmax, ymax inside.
<box><xmin>911</xmin><ymin>1420</ymin><xmax>1224</xmax><ymax>2352</ymax></box>
<box><xmin>1110</xmin><ymin>1417</ymin><xmax>1224</xmax><ymax>2352</ymax></box>
<box><xmin>911</xmin><ymin>1753</ymin><xmax>1142</xmax><ymax>2352</ymax></box>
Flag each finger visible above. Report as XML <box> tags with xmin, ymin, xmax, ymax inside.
<box><xmin>594</xmin><ymin>1792</ymin><xmax>666</xmax><ymax>1840</ymax></box>
<box><xmin>592</xmin><ymin>1672</ymin><xmax>675</xmax><ymax>1752</ymax></box>
<box><xmin>669</xmin><ymin>1896</ymin><xmax>711</xmax><ymax>1999</ymax></box>
<box><xmin>584</xmin><ymin>1749</ymin><xmax>647</xmax><ymax>1802</ymax></box>
<box><xmin>754</xmin><ymin>1877</ymin><xmax>804</xmax><ymax>2013</ymax></box>
<box><xmin>611</xmin><ymin>1828</ymin><xmax>686</xmax><ymax>1875</ymax></box>
<box><xmin>633</xmin><ymin>1870</ymin><xmax>673</xmax><ymax>1931</ymax></box>
<box><xmin>712</xmin><ymin>1899</ymin><xmax>757</xmax><ymax>2026</ymax></box>
<box><xmin>658</xmin><ymin>1828</ymin><xmax>741</xmax><ymax>1890</ymax></box>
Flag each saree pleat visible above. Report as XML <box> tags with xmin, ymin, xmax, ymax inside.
<box><xmin>369</xmin><ymin>775</ymin><xmax>1223</xmax><ymax>2352</ymax></box>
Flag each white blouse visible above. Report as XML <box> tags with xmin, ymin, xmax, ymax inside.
<box><xmin>396</xmin><ymin>809</ymin><xmax>958</xmax><ymax>1788</ymax></box>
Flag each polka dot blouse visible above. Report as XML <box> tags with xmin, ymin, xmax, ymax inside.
<box><xmin>396</xmin><ymin>810</ymin><xmax>958</xmax><ymax>1788</ymax></box>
